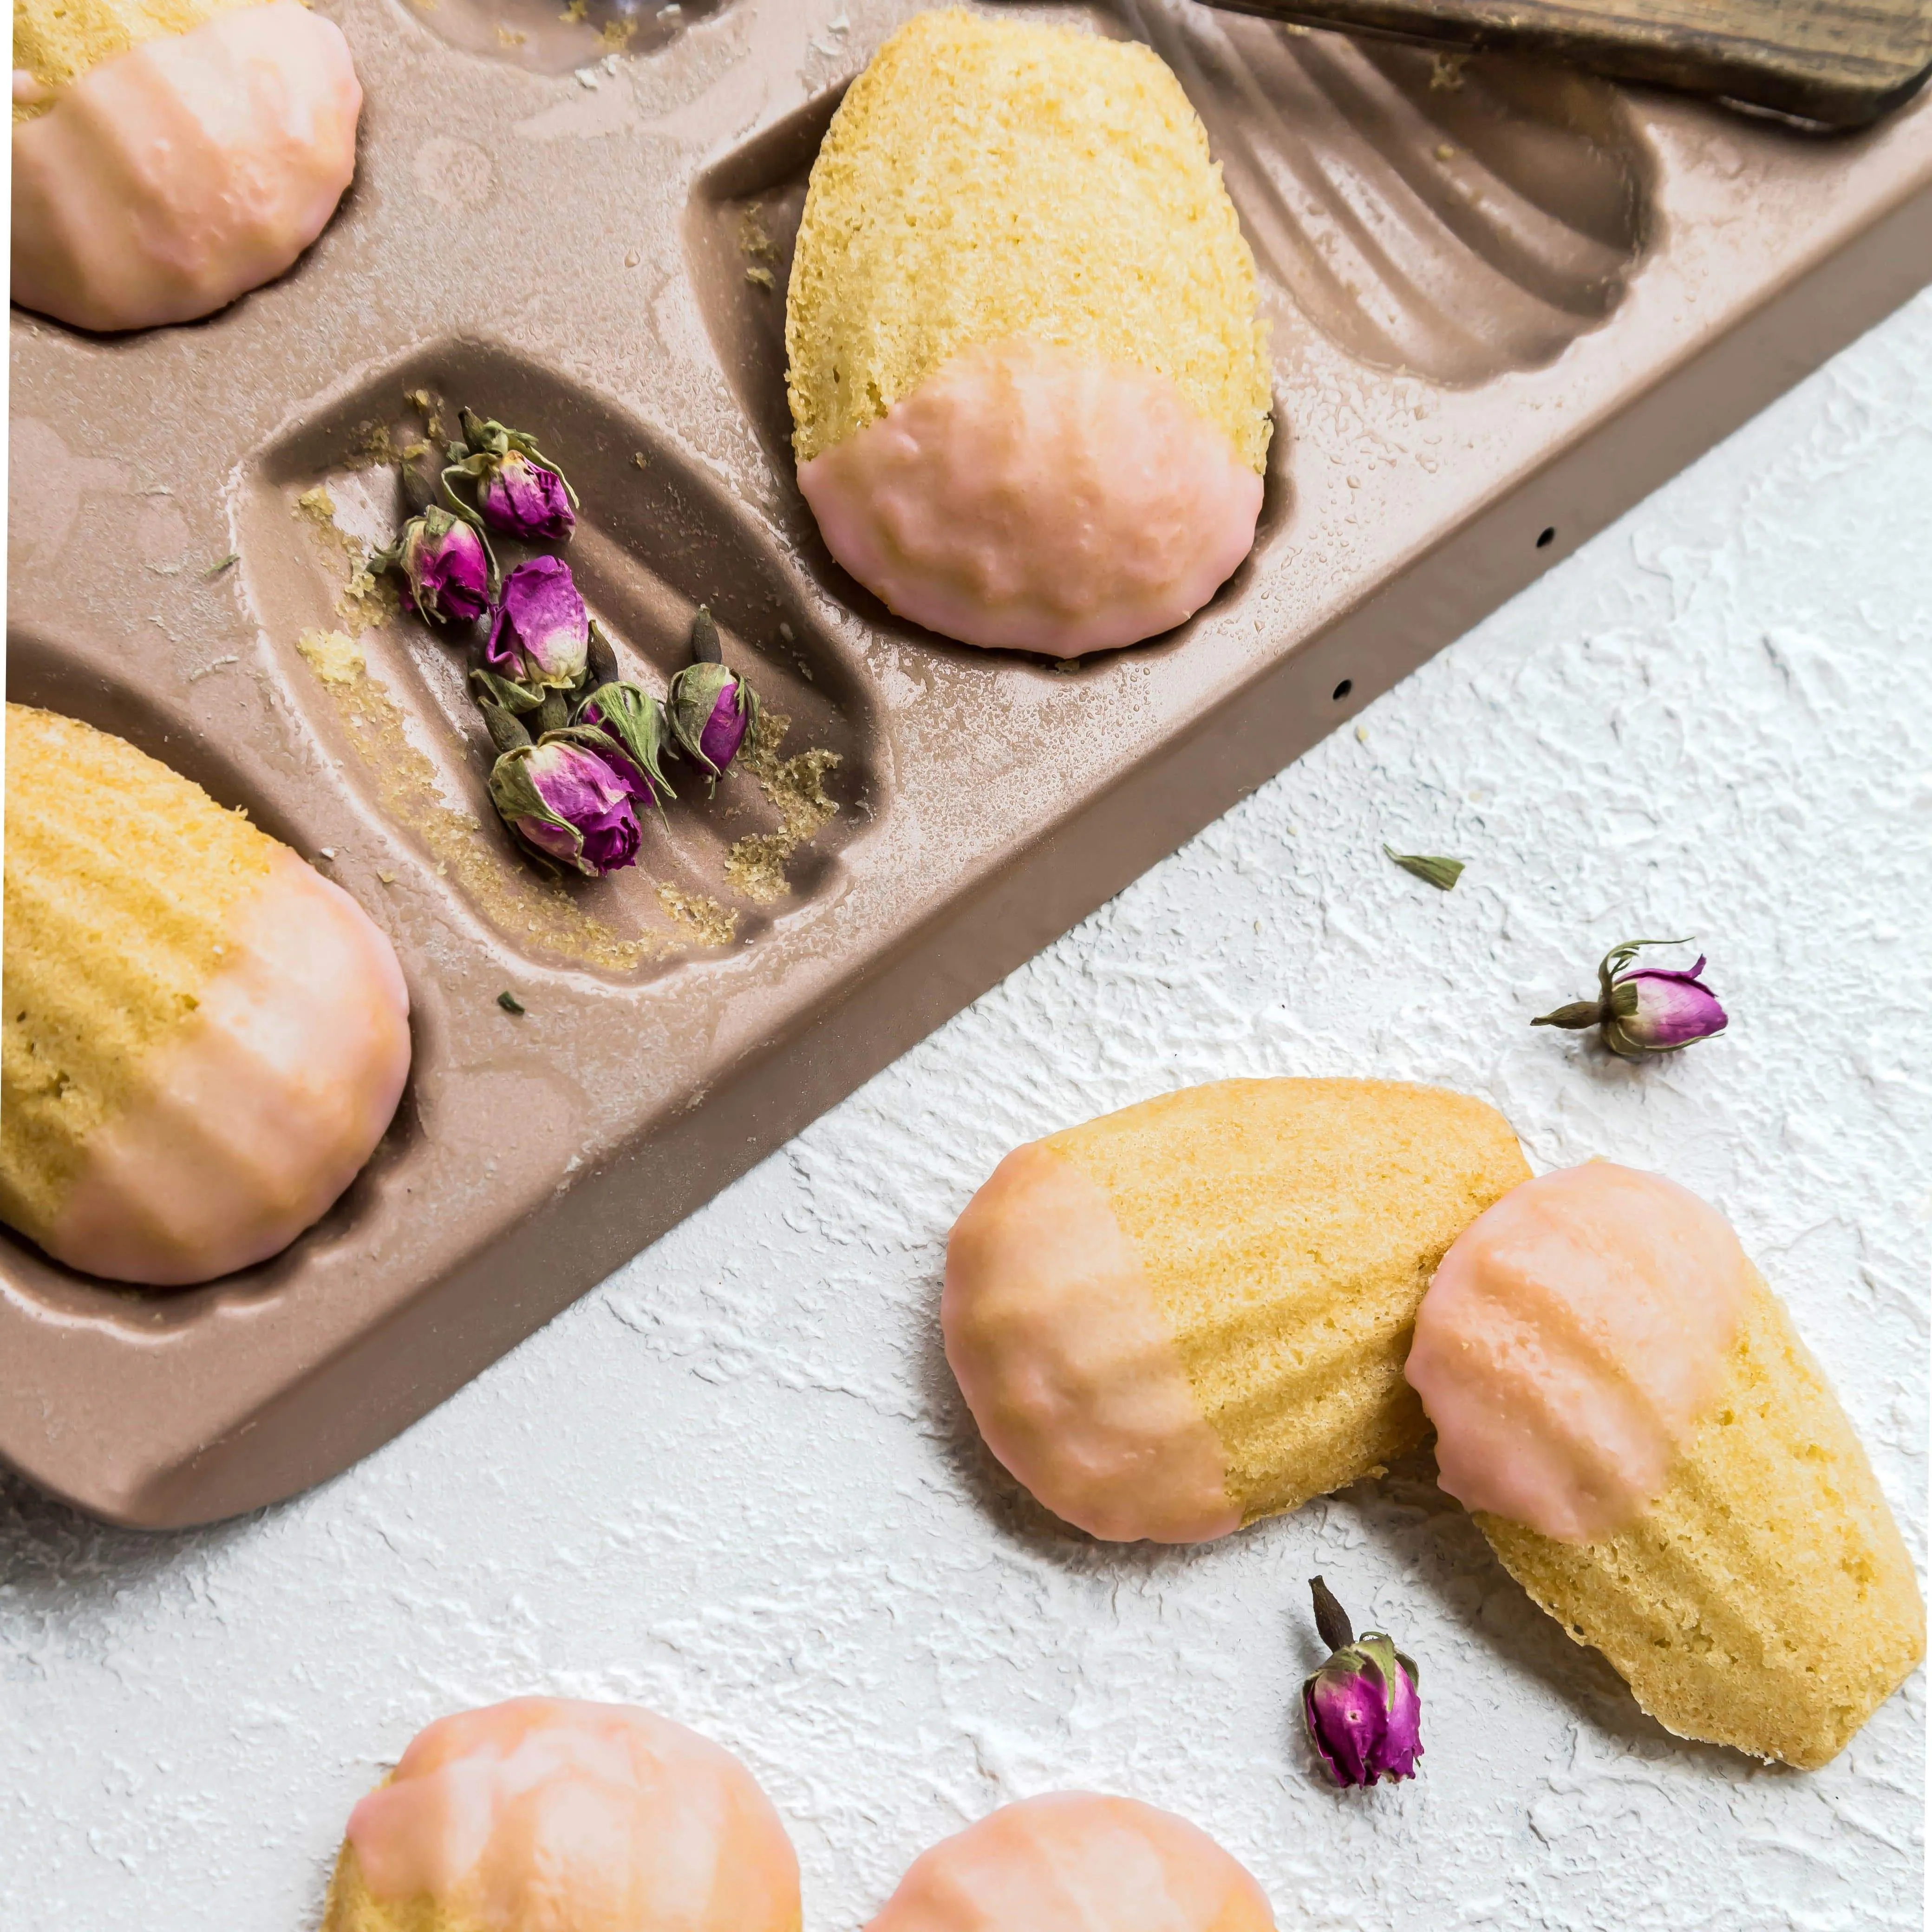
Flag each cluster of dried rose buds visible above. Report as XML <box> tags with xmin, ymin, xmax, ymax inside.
<box><xmin>371</xmin><ymin>411</ymin><xmax>760</xmax><ymax>879</ymax></box>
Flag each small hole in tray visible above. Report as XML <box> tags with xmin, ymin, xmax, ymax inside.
<box><xmin>1332</xmin><ymin>678</ymin><xmax>1352</xmax><ymax>701</ymax></box>
<box><xmin>1536</xmin><ymin>526</ymin><xmax>1556</xmax><ymax>548</ymax></box>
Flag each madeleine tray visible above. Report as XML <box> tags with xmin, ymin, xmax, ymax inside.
<box><xmin>6</xmin><ymin>0</ymin><xmax>1931</xmax><ymax>1528</ymax></box>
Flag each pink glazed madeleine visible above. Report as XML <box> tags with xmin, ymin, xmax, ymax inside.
<box><xmin>786</xmin><ymin>13</ymin><xmax>1273</xmax><ymax>657</ymax></box>
<box><xmin>1406</xmin><ymin>1161</ymin><xmax>1924</xmax><ymax>1768</ymax></box>
<box><xmin>13</xmin><ymin>0</ymin><xmax>361</xmax><ymax>333</ymax></box>
<box><xmin>1</xmin><ymin>706</ymin><xmax>410</xmax><ymax>1287</ymax></box>
<box><xmin>869</xmin><ymin>1795</ymin><xmax>1274</xmax><ymax>1932</ymax></box>
<box><xmin>325</xmin><ymin>1698</ymin><xmax>802</xmax><ymax>1932</ymax></box>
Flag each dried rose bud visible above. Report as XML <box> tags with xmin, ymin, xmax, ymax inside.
<box><xmin>667</xmin><ymin>657</ymin><xmax>760</xmax><ymax>790</ymax></box>
<box><xmin>445</xmin><ymin>408</ymin><xmax>578</xmax><ymax>542</ymax></box>
<box><xmin>485</xmin><ymin>556</ymin><xmax>589</xmax><ymax>691</ymax></box>
<box><xmin>481</xmin><ymin>450</ymin><xmax>575</xmax><ymax>542</ymax></box>
<box><xmin>1533</xmin><ymin>939</ymin><xmax>1728</xmax><ymax>1059</ymax></box>
<box><xmin>1300</xmin><ymin>1577</ymin><xmax>1422</xmax><ymax>1789</ymax></box>
<box><xmin>487</xmin><ymin>738</ymin><xmax>642</xmax><ymax>878</ymax></box>
<box><xmin>576</xmin><ymin>681</ymin><xmax>675</xmax><ymax>812</ymax></box>
<box><xmin>376</xmin><ymin>506</ymin><xmax>490</xmax><ymax>625</ymax></box>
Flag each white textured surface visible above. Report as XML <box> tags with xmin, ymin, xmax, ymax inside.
<box><xmin>4</xmin><ymin>291</ymin><xmax>1928</xmax><ymax>1930</ymax></box>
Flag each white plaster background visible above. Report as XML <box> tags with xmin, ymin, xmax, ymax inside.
<box><xmin>4</xmin><ymin>288</ymin><xmax>1929</xmax><ymax>1930</ymax></box>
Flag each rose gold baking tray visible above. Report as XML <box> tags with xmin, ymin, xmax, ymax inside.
<box><xmin>7</xmin><ymin>0</ymin><xmax>1931</xmax><ymax>1528</ymax></box>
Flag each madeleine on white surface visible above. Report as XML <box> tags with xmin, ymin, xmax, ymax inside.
<box><xmin>943</xmin><ymin>1078</ymin><xmax>1530</xmax><ymax>1542</ymax></box>
<box><xmin>868</xmin><ymin>1794</ymin><xmax>1273</xmax><ymax>1932</ymax></box>
<box><xmin>324</xmin><ymin>1698</ymin><xmax>802</xmax><ymax>1932</ymax></box>
<box><xmin>11</xmin><ymin>0</ymin><xmax>361</xmax><ymax>332</ymax></box>
<box><xmin>1408</xmin><ymin>1161</ymin><xmax>1925</xmax><ymax>1768</ymax></box>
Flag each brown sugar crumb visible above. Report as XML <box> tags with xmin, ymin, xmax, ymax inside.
<box><xmin>336</xmin><ymin>563</ymin><xmax>400</xmax><ymax>636</ymax></box>
<box><xmin>656</xmin><ymin>884</ymin><xmax>738</xmax><ymax>946</ymax></box>
<box><xmin>723</xmin><ymin>711</ymin><xmax>842</xmax><ymax>904</ymax></box>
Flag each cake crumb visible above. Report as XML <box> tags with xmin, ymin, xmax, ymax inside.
<box><xmin>745</xmin><ymin>265</ymin><xmax>775</xmax><ymax>291</ymax></box>
<box><xmin>496</xmin><ymin>23</ymin><xmax>526</xmax><ymax>45</ymax></box>
<box><xmin>738</xmin><ymin>206</ymin><xmax>779</xmax><ymax>261</ymax></box>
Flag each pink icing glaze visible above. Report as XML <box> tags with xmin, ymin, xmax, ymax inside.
<box><xmin>344</xmin><ymin>1698</ymin><xmax>801</xmax><ymax>1932</ymax></box>
<box><xmin>867</xmin><ymin>1793</ymin><xmax>1274</xmax><ymax>1932</ymax></box>
<box><xmin>11</xmin><ymin>0</ymin><xmax>361</xmax><ymax>333</ymax></box>
<box><xmin>942</xmin><ymin>1142</ymin><xmax>1240</xmax><ymax>1545</ymax></box>
<box><xmin>48</xmin><ymin>850</ymin><xmax>410</xmax><ymax>1286</ymax></box>
<box><xmin>1406</xmin><ymin>1162</ymin><xmax>1751</xmax><ymax>1544</ymax></box>
<box><xmin>797</xmin><ymin>340</ymin><xmax>1264</xmax><ymax>656</ymax></box>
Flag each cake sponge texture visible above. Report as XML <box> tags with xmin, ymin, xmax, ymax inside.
<box><xmin>785</xmin><ymin>9</ymin><xmax>1272</xmax><ymax>472</ymax></box>
<box><xmin>1</xmin><ymin>703</ymin><xmax>276</xmax><ymax>1240</ymax></box>
<box><xmin>1046</xmin><ymin>1078</ymin><xmax>1531</xmax><ymax>1522</ymax></box>
<box><xmin>12</xmin><ymin>0</ymin><xmax>260</xmax><ymax>117</ymax></box>
<box><xmin>1481</xmin><ymin>1268</ymin><xmax>1925</xmax><ymax>1769</ymax></box>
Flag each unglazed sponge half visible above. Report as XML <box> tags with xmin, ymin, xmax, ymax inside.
<box><xmin>943</xmin><ymin>1078</ymin><xmax>1530</xmax><ymax>1542</ymax></box>
<box><xmin>2</xmin><ymin>705</ymin><xmax>410</xmax><ymax>1286</ymax></box>
<box><xmin>1408</xmin><ymin>1162</ymin><xmax>1925</xmax><ymax>1768</ymax></box>
<box><xmin>785</xmin><ymin>9</ymin><xmax>1273</xmax><ymax>656</ymax></box>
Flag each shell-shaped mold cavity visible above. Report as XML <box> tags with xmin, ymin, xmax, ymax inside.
<box><xmin>1120</xmin><ymin>1</ymin><xmax>1651</xmax><ymax>384</ymax></box>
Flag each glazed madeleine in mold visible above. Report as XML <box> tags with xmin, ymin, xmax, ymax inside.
<box><xmin>1409</xmin><ymin>1162</ymin><xmax>1925</xmax><ymax>1768</ymax></box>
<box><xmin>324</xmin><ymin>1698</ymin><xmax>802</xmax><ymax>1932</ymax></box>
<box><xmin>11</xmin><ymin>0</ymin><xmax>361</xmax><ymax>332</ymax></box>
<box><xmin>786</xmin><ymin>10</ymin><xmax>1272</xmax><ymax>655</ymax></box>
<box><xmin>944</xmin><ymin>1077</ymin><xmax>1530</xmax><ymax>1542</ymax></box>
<box><xmin>868</xmin><ymin>1794</ymin><xmax>1273</xmax><ymax>1932</ymax></box>
<box><xmin>1</xmin><ymin>705</ymin><xmax>410</xmax><ymax>1286</ymax></box>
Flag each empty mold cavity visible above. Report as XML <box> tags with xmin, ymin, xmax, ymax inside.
<box><xmin>1117</xmin><ymin>1</ymin><xmax>1652</xmax><ymax>384</ymax></box>
<box><xmin>398</xmin><ymin>0</ymin><xmax>732</xmax><ymax>79</ymax></box>
<box><xmin>235</xmin><ymin>337</ymin><xmax>877</xmax><ymax>981</ymax></box>
<box><xmin>0</xmin><ymin>634</ymin><xmax>427</xmax><ymax>1323</ymax></box>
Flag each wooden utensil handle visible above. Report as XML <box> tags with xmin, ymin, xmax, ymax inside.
<box><xmin>1199</xmin><ymin>0</ymin><xmax>1932</xmax><ymax>127</ymax></box>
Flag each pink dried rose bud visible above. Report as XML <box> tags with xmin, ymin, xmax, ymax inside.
<box><xmin>446</xmin><ymin>407</ymin><xmax>578</xmax><ymax>542</ymax></box>
<box><xmin>378</xmin><ymin>506</ymin><xmax>490</xmax><ymax>625</ymax></box>
<box><xmin>1533</xmin><ymin>939</ymin><xmax>1728</xmax><ymax>1058</ymax></box>
<box><xmin>485</xmin><ymin>556</ymin><xmax>590</xmax><ymax>691</ymax></box>
<box><xmin>480</xmin><ymin>450</ymin><xmax>575</xmax><ymax>542</ymax></box>
<box><xmin>488</xmin><ymin>737</ymin><xmax>642</xmax><ymax>878</ymax></box>
<box><xmin>1300</xmin><ymin>1577</ymin><xmax>1423</xmax><ymax>1789</ymax></box>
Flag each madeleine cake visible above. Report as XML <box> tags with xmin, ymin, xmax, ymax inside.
<box><xmin>324</xmin><ymin>1698</ymin><xmax>802</xmax><ymax>1932</ymax></box>
<box><xmin>868</xmin><ymin>1794</ymin><xmax>1273</xmax><ymax>1932</ymax></box>
<box><xmin>2</xmin><ymin>704</ymin><xmax>410</xmax><ymax>1286</ymax></box>
<box><xmin>1407</xmin><ymin>1160</ymin><xmax>1925</xmax><ymax>1768</ymax></box>
<box><xmin>944</xmin><ymin>1077</ymin><xmax>1530</xmax><ymax>1541</ymax></box>
<box><xmin>786</xmin><ymin>10</ymin><xmax>1272</xmax><ymax>656</ymax></box>
<box><xmin>12</xmin><ymin>0</ymin><xmax>361</xmax><ymax>332</ymax></box>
